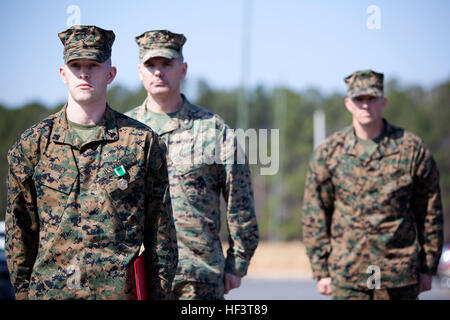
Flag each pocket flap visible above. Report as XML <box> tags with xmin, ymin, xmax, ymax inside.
<box><xmin>34</xmin><ymin>161</ymin><xmax>77</xmax><ymax>195</ymax></box>
<box><xmin>102</xmin><ymin>157</ymin><xmax>142</xmax><ymax>194</ymax></box>
<box><xmin>177</xmin><ymin>164</ymin><xmax>204</xmax><ymax>176</ymax></box>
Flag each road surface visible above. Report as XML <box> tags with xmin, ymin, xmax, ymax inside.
<box><xmin>226</xmin><ymin>277</ymin><xmax>450</xmax><ymax>300</ymax></box>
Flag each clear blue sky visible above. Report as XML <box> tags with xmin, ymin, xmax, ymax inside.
<box><xmin>1</xmin><ymin>0</ymin><xmax>449</xmax><ymax>108</ymax></box>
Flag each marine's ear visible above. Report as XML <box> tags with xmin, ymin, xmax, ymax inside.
<box><xmin>59</xmin><ymin>66</ymin><xmax>68</xmax><ymax>84</ymax></box>
<box><xmin>344</xmin><ymin>97</ymin><xmax>354</xmax><ymax>114</ymax></box>
<box><xmin>107</xmin><ymin>66</ymin><xmax>117</xmax><ymax>85</ymax></box>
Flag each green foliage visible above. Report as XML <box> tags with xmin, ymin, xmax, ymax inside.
<box><xmin>1</xmin><ymin>78</ymin><xmax>449</xmax><ymax>242</ymax></box>
<box><xmin>0</xmin><ymin>103</ymin><xmax>49</xmax><ymax>217</ymax></box>
<box><xmin>106</xmin><ymin>84</ymin><xmax>147</xmax><ymax>113</ymax></box>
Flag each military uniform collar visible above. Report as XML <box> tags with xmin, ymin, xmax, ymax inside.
<box><xmin>377</xmin><ymin>119</ymin><xmax>399</xmax><ymax>157</ymax></box>
<box><xmin>51</xmin><ymin>104</ymin><xmax>119</xmax><ymax>148</ymax></box>
<box><xmin>343</xmin><ymin>125</ymin><xmax>358</xmax><ymax>156</ymax></box>
<box><xmin>140</xmin><ymin>94</ymin><xmax>194</xmax><ymax>135</ymax></box>
<box><xmin>344</xmin><ymin>118</ymin><xmax>399</xmax><ymax>160</ymax></box>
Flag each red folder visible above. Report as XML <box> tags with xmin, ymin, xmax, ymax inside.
<box><xmin>134</xmin><ymin>253</ymin><xmax>148</xmax><ymax>300</ymax></box>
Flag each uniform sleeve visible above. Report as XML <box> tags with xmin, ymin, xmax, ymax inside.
<box><xmin>301</xmin><ymin>148</ymin><xmax>334</xmax><ymax>280</ymax></box>
<box><xmin>5</xmin><ymin>143</ymin><xmax>40</xmax><ymax>300</ymax></box>
<box><xmin>411</xmin><ymin>143</ymin><xmax>443</xmax><ymax>275</ymax></box>
<box><xmin>221</xmin><ymin>128</ymin><xmax>259</xmax><ymax>278</ymax></box>
<box><xmin>143</xmin><ymin>134</ymin><xmax>178</xmax><ymax>299</ymax></box>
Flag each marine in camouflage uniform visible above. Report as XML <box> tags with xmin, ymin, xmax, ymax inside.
<box><xmin>302</xmin><ymin>70</ymin><xmax>443</xmax><ymax>300</ymax></box>
<box><xmin>5</xmin><ymin>25</ymin><xmax>178</xmax><ymax>300</ymax></box>
<box><xmin>126</xmin><ymin>30</ymin><xmax>259</xmax><ymax>300</ymax></box>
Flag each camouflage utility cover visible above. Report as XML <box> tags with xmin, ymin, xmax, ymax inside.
<box><xmin>58</xmin><ymin>25</ymin><xmax>115</xmax><ymax>63</ymax></box>
<box><xmin>344</xmin><ymin>69</ymin><xmax>384</xmax><ymax>98</ymax></box>
<box><xmin>302</xmin><ymin>119</ymin><xmax>443</xmax><ymax>290</ymax></box>
<box><xmin>126</xmin><ymin>96</ymin><xmax>259</xmax><ymax>285</ymax></box>
<box><xmin>6</xmin><ymin>105</ymin><xmax>178</xmax><ymax>299</ymax></box>
<box><xmin>135</xmin><ymin>30</ymin><xmax>186</xmax><ymax>62</ymax></box>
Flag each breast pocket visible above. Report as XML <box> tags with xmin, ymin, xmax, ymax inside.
<box><xmin>102</xmin><ymin>158</ymin><xmax>146</xmax><ymax>241</ymax></box>
<box><xmin>33</xmin><ymin>160</ymin><xmax>77</xmax><ymax>226</ymax></box>
<box><xmin>381</xmin><ymin>168</ymin><xmax>413</xmax><ymax>211</ymax></box>
<box><xmin>332</xmin><ymin>160</ymin><xmax>364</xmax><ymax>206</ymax></box>
<box><xmin>179</xmin><ymin>165</ymin><xmax>209</xmax><ymax>203</ymax></box>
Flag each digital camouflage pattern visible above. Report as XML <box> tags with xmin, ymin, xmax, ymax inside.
<box><xmin>126</xmin><ymin>96</ymin><xmax>259</xmax><ymax>290</ymax></box>
<box><xmin>6</xmin><ymin>105</ymin><xmax>178</xmax><ymax>300</ymax></box>
<box><xmin>135</xmin><ymin>30</ymin><xmax>186</xmax><ymax>63</ymax></box>
<box><xmin>344</xmin><ymin>69</ymin><xmax>384</xmax><ymax>98</ymax></box>
<box><xmin>332</xmin><ymin>283</ymin><xmax>419</xmax><ymax>300</ymax></box>
<box><xmin>58</xmin><ymin>25</ymin><xmax>115</xmax><ymax>64</ymax></box>
<box><xmin>302</xmin><ymin>119</ymin><xmax>443</xmax><ymax>291</ymax></box>
<box><xmin>172</xmin><ymin>281</ymin><xmax>225</xmax><ymax>300</ymax></box>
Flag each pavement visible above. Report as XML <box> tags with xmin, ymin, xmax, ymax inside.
<box><xmin>226</xmin><ymin>277</ymin><xmax>450</xmax><ymax>300</ymax></box>
<box><xmin>225</xmin><ymin>241</ymin><xmax>450</xmax><ymax>300</ymax></box>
